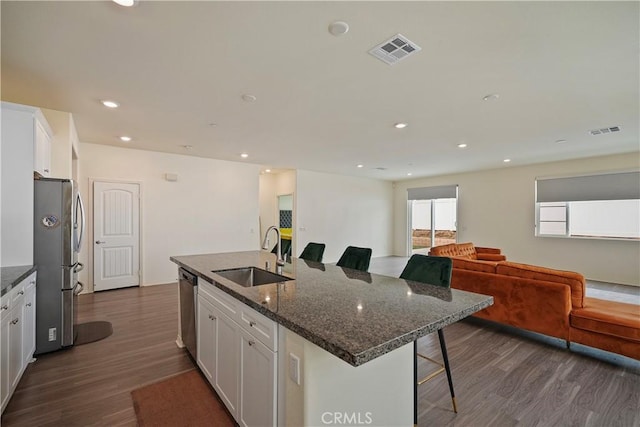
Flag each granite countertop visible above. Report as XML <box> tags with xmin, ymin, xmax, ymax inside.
<box><xmin>171</xmin><ymin>251</ymin><xmax>493</xmax><ymax>367</ymax></box>
<box><xmin>1</xmin><ymin>265</ymin><xmax>37</xmax><ymax>297</ymax></box>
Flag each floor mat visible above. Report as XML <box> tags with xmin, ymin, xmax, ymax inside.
<box><xmin>74</xmin><ymin>321</ymin><xmax>113</xmax><ymax>345</ymax></box>
<box><xmin>131</xmin><ymin>369</ymin><xmax>235</xmax><ymax>427</ymax></box>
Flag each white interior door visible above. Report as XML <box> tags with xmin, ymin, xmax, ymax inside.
<box><xmin>93</xmin><ymin>181</ymin><xmax>140</xmax><ymax>291</ymax></box>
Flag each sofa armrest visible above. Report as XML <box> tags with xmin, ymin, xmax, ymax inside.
<box><xmin>477</xmin><ymin>253</ymin><xmax>507</xmax><ymax>261</ymax></box>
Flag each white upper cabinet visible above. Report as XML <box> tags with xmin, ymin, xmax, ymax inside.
<box><xmin>1</xmin><ymin>102</ymin><xmax>46</xmax><ymax>266</ymax></box>
<box><xmin>34</xmin><ymin>118</ymin><xmax>52</xmax><ymax>177</ymax></box>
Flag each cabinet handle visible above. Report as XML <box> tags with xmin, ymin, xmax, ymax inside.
<box><xmin>249</xmin><ymin>321</ymin><xmax>256</xmax><ymax>327</ymax></box>
<box><xmin>208</xmin><ymin>314</ymin><xmax>214</xmax><ymax>320</ymax></box>
<box><xmin>1</xmin><ymin>305</ymin><xmax>7</xmax><ymax>311</ymax></box>
<box><xmin>26</xmin><ymin>303</ymin><xmax>32</xmax><ymax>307</ymax></box>
<box><xmin>30</xmin><ymin>280</ymin><xmax>36</xmax><ymax>285</ymax></box>
<box><xmin>44</xmin><ymin>169</ymin><xmax>50</xmax><ymax>173</ymax></box>
<box><xmin>18</xmin><ymin>290</ymin><xmax>24</xmax><ymax>296</ymax></box>
<box><xmin>11</xmin><ymin>318</ymin><xmax>19</xmax><ymax>325</ymax></box>
<box><xmin>248</xmin><ymin>340</ymin><xmax>255</xmax><ymax>347</ymax></box>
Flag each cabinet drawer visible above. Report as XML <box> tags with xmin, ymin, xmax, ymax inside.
<box><xmin>239</xmin><ymin>305</ymin><xmax>278</xmax><ymax>352</ymax></box>
<box><xmin>198</xmin><ymin>278</ymin><xmax>239</xmax><ymax>321</ymax></box>
<box><xmin>10</xmin><ymin>283</ymin><xmax>26</xmax><ymax>305</ymax></box>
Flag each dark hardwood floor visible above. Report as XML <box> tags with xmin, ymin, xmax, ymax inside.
<box><xmin>1</xmin><ymin>283</ymin><xmax>194</xmax><ymax>427</ymax></box>
<box><xmin>2</xmin><ymin>265</ymin><xmax>639</xmax><ymax>426</ymax></box>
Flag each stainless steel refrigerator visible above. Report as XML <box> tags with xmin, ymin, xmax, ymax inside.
<box><xmin>34</xmin><ymin>178</ymin><xmax>85</xmax><ymax>354</ymax></box>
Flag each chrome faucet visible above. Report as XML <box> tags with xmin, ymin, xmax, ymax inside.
<box><xmin>262</xmin><ymin>226</ymin><xmax>285</xmax><ymax>272</ymax></box>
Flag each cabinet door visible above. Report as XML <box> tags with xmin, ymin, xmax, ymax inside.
<box><xmin>238</xmin><ymin>327</ymin><xmax>276</xmax><ymax>427</ymax></box>
<box><xmin>21</xmin><ymin>278</ymin><xmax>37</xmax><ymax>364</ymax></box>
<box><xmin>34</xmin><ymin>120</ymin><xmax>51</xmax><ymax>177</ymax></box>
<box><xmin>8</xmin><ymin>306</ymin><xmax>23</xmax><ymax>392</ymax></box>
<box><xmin>0</xmin><ymin>316</ymin><xmax>10</xmax><ymax>412</ymax></box>
<box><xmin>196</xmin><ymin>296</ymin><xmax>216</xmax><ymax>385</ymax></box>
<box><xmin>214</xmin><ymin>309</ymin><xmax>239</xmax><ymax>419</ymax></box>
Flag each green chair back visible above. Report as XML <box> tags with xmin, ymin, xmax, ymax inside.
<box><xmin>299</xmin><ymin>242</ymin><xmax>325</xmax><ymax>263</ymax></box>
<box><xmin>336</xmin><ymin>246</ymin><xmax>372</xmax><ymax>272</ymax></box>
<box><xmin>271</xmin><ymin>238</ymin><xmax>292</xmax><ymax>259</ymax></box>
<box><xmin>399</xmin><ymin>254</ymin><xmax>452</xmax><ymax>288</ymax></box>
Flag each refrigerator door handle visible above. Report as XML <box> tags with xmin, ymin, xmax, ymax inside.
<box><xmin>74</xmin><ymin>262</ymin><xmax>84</xmax><ymax>273</ymax></box>
<box><xmin>75</xmin><ymin>192</ymin><xmax>86</xmax><ymax>252</ymax></box>
<box><xmin>74</xmin><ymin>281</ymin><xmax>84</xmax><ymax>295</ymax></box>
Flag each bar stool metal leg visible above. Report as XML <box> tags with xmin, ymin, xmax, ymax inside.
<box><xmin>414</xmin><ymin>340</ymin><xmax>418</xmax><ymax>426</ymax></box>
<box><xmin>438</xmin><ymin>329</ymin><xmax>457</xmax><ymax>413</ymax></box>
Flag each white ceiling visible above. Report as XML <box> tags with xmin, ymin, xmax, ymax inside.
<box><xmin>2</xmin><ymin>1</ymin><xmax>638</xmax><ymax>181</ymax></box>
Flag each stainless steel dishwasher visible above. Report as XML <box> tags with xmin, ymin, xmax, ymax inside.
<box><xmin>179</xmin><ymin>268</ymin><xmax>197</xmax><ymax>359</ymax></box>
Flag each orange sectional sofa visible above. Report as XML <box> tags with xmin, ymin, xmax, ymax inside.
<box><xmin>429</xmin><ymin>243</ymin><xmax>640</xmax><ymax>360</ymax></box>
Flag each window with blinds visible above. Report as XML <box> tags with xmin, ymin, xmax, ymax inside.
<box><xmin>535</xmin><ymin>171</ymin><xmax>640</xmax><ymax>240</ymax></box>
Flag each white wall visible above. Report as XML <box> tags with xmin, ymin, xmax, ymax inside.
<box><xmin>296</xmin><ymin>170</ymin><xmax>393</xmax><ymax>263</ymax></box>
<box><xmin>393</xmin><ymin>153</ymin><xmax>640</xmax><ymax>285</ymax></box>
<box><xmin>78</xmin><ymin>143</ymin><xmax>262</xmax><ymax>290</ymax></box>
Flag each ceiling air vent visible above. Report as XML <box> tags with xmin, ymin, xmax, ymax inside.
<box><xmin>589</xmin><ymin>126</ymin><xmax>621</xmax><ymax>136</ymax></box>
<box><xmin>374</xmin><ymin>167</ymin><xmax>388</xmax><ymax>171</ymax></box>
<box><xmin>368</xmin><ymin>34</ymin><xmax>421</xmax><ymax>66</ymax></box>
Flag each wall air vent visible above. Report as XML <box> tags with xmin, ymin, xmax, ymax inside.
<box><xmin>589</xmin><ymin>126</ymin><xmax>621</xmax><ymax>136</ymax></box>
<box><xmin>374</xmin><ymin>167</ymin><xmax>388</xmax><ymax>171</ymax></box>
<box><xmin>368</xmin><ymin>34</ymin><xmax>421</xmax><ymax>66</ymax></box>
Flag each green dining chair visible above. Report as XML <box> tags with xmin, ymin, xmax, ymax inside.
<box><xmin>299</xmin><ymin>242</ymin><xmax>325</xmax><ymax>263</ymax></box>
<box><xmin>399</xmin><ymin>254</ymin><xmax>457</xmax><ymax>420</ymax></box>
<box><xmin>336</xmin><ymin>246</ymin><xmax>372</xmax><ymax>272</ymax></box>
<box><xmin>271</xmin><ymin>238</ymin><xmax>292</xmax><ymax>260</ymax></box>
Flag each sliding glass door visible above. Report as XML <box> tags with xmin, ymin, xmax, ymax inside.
<box><xmin>408</xmin><ymin>185</ymin><xmax>458</xmax><ymax>255</ymax></box>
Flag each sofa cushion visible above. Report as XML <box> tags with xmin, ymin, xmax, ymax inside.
<box><xmin>455</xmin><ymin>242</ymin><xmax>478</xmax><ymax>259</ymax></box>
<box><xmin>496</xmin><ymin>261</ymin><xmax>585</xmax><ymax>308</ymax></box>
<box><xmin>429</xmin><ymin>243</ymin><xmax>462</xmax><ymax>258</ymax></box>
<box><xmin>451</xmin><ymin>257</ymin><xmax>498</xmax><ymax>273</ymax></box>
<box><xmin>571</xmin><ymin>297</ymin><xmax>640</xmax><ymax>342</ymax></box>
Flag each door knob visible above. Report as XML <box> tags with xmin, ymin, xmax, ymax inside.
<box><xmin>95</xmin><ymin>241</ymin><xmax>106</xmax><ymax>244</ymax></box>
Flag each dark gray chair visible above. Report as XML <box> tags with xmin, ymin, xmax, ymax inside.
<box><xmin>299</xmin><ymin>242</ymin><xmax>325</xmax><ymax>263</ymax></box>
<box><xmin>399</xmin><ymin>254</ymin><xmax>457</xmax><ymax>420</ymax></box>
<box><xmin>336</xmin><ymin>246</ymin><xmax>372</xmax><ymax>272</ymax></box>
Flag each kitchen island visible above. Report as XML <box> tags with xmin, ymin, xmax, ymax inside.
<box><xmin>171</xmin><ymin>251</ymin><xmax>492</xmax><ymax>426</ymax></box>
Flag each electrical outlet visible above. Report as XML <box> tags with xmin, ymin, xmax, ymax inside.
<box><xmin>289</xmin><ymin>353</ymin><xmax>300</xmax><ymax>385</ymax></box>
<box><xmin>48</xmin><ymin>327</ymin><xmax>56</xmax><ymax>341</ymax></box>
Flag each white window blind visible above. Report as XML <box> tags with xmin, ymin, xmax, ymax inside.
<box><xmin>536</xmin><ymin>171</ymin><xmax>640</xmax><ymax>202</ymax></box>
<box><xmin>407</xmin><ymin>185</ymin><xmax>458</xmax><ymax>200</ymax></box>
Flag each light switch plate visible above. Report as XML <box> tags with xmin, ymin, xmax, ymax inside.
<box><xmin>289</xmin><ymin>352</ymin><xmax>300</xmax><ymax>385</ymax></box>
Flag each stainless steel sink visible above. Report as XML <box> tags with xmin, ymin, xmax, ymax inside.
<box><xmin>213</xmin><ymin>267</ymin><xmax>290</xmax><ymax>287</ymax></box>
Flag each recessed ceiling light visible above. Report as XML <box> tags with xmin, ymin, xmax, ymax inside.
<box><xmin>240</xmin><ymin>153</ymin><xmax>249</xmax><ymax>158</ymax></box>
<box><xmin>503</xmin><ymin>158</ymin><xmax>511</xmax><ymax>163</ymax></box>
<box><xmin>394</xmin><ymin>123</ymin><xmax>408</xmax><ymax>129</ymax></box>
<box><xmin>101</xmin><ymin>100</ymin><xmax>119</xmax><ymax>108</ymax></box>
<box><xmin>555</xmin><ymin>139</ymin><xmax>567</xmax><ymax>144</ymax></box>
<box><xmin>457</xmin><ymin>143</ymin><xmax>468</xmax><ymax>148</ymax></box>
<box><xmin>112</xmin><ymin>0</ymin><xmax>137</xmax><ymax>6</ymax></box>
<box><xmin>119</xmin><ymin>136</ymin><xmax>132</xmax><ymax>142</ymax></box>
<box><xmin>328</xmin><ymin>21</ymin><xmax>349</xmax><ymax>36</ymax></box>
<box><xmin>357</xmin><ymin>164</ymin><xmax>364</xmax><ymax>168</ymax></box>
<box><xmin>407</xmin><ymin>172</ymin><xmax>412</xmax><ymax>176</ymax></box>
<box><xmin>241</xmin><ymin>94</ymin><xmax>257</xmax><ymax>103</ymax></box>
<box><xmin>265</xmin><ymin>169</ymin><xmax>271</xmax><ymax>173</ymax></box>
<box><xmin>482</xmin><ymin>94</ymin><xmax>500</xmax><ymax>101</ymax></box>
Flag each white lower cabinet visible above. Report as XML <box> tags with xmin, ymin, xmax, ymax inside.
<box><xmin>196</xmin><ymin>296</ymin><xmax>216</xmax><ymax>383</ymax></box>
<box><xmin>197</xmin><ymin>279</ymin><xmax>277</xmax><ymax>427</ymax></box>
<box><xmin>214</xmin><ymin>309</ymin><xmax>239</xmax><ymax>415</ymax></box>
<box><xmin>1</xmin><ymin>271</ymin><xmax>37</xmax><ymax>414</ymax></box>
<box><xmin>239</xmin><ymin>327</ymin><xmax>277</xmax><ymax>427</ymax></box>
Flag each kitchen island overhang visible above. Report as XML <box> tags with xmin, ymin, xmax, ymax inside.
<box><xmin>171</xmin><ymin>251</ymin><xmax>492</xmax><ymax>367</ymax></box>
